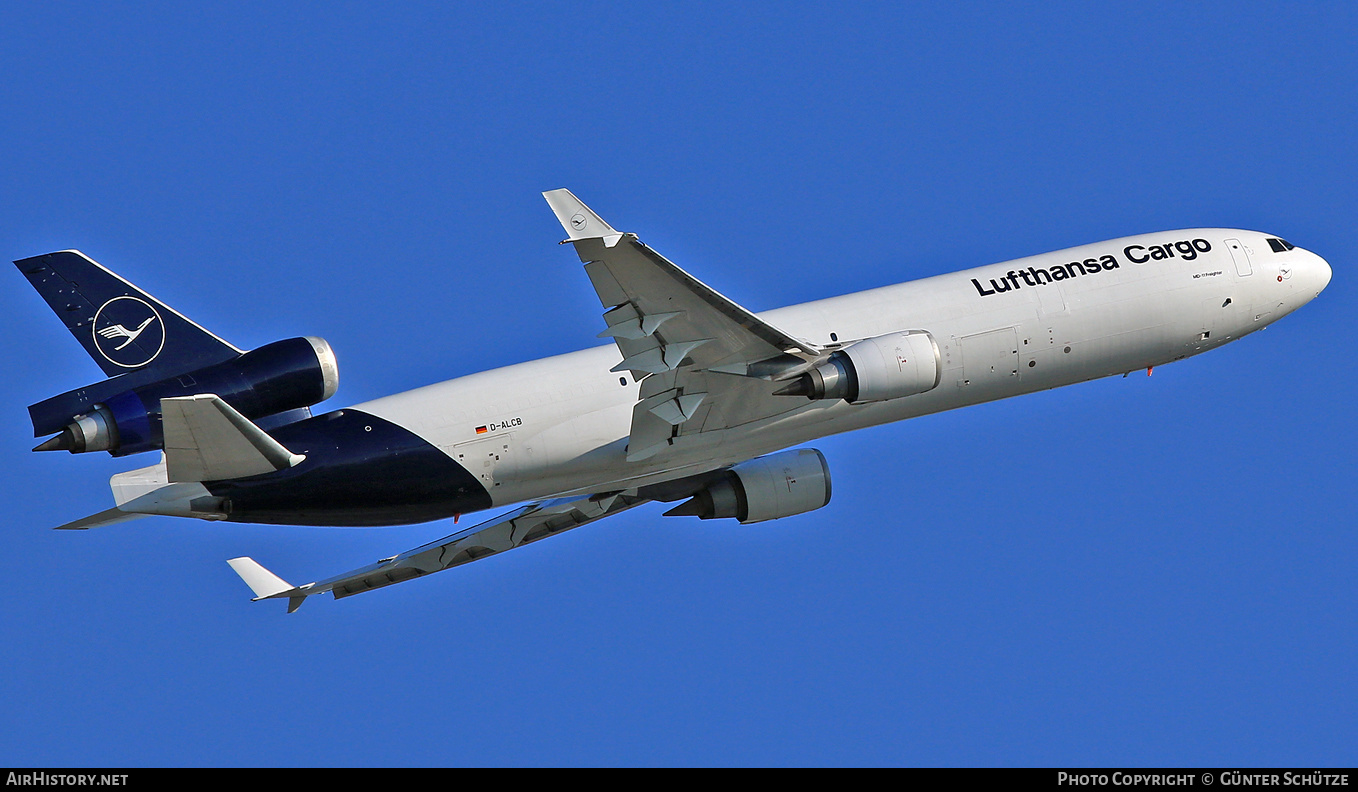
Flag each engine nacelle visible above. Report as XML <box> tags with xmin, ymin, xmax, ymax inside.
<box><xmin>776</xmin><ymin>330</ymin><xmax>941</xmax><ymax>403</ymax></box>
<box><xmin>36</xmin><ymin>336</ymin><xmax>338</xmax><ymax>456</ymax></box>
<box><xmin>664</xmin><ymin>448</ymin><xmax>832</xmax><ymax>524</ymax></box>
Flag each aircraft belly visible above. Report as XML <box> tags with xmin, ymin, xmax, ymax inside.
<box><xmin>205</xmin><ymin>409</ymin><xmax>492</xmax><ymax>527</ymax></box>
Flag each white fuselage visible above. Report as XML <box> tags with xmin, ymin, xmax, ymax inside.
<box><xmin>355</xmin><ymin>229</ymin><xmax>1329</xmax><ymax>510</ymax></box>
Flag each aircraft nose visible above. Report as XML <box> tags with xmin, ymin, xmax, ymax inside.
<box><xmin>1316</xmin><ymin>252</ymin><xmax>1332</xmax><ymax>293</ymax></box>
<box><xmin>1299</xmin><ymin>248</ymin><xmax>1332</xmax><ymax>296</ymax></box>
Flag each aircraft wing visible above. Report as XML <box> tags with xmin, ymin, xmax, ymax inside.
<box><xmin>228</xmin><ymin>492</ymin><xmax>648</xmax><ymax>612</ymax></box>
<box><xmin>543</xmin><ymin>189</ymin><xmax>825</xmax><ymax>460</ymax></box>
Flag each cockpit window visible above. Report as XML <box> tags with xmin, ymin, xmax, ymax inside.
<box><xmin>1267</xmin><ymin>238</ymin><xmax>1295</xmax><ymax>253</ymax></box>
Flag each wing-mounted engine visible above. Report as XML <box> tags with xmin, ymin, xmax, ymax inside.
<box><xmin>775</xmin><ymin>330</ymin><xmax>941</xmax><ymax>403</ymax></box>
<box><xmin>32</xmin><ymin>336</ymin><xmax>339</xmax><ymax>456</ymax></box>
<box><xmin>663</xmin><ymin>448</ymin><xmax>832</xmax><ymax>524</ymax></box>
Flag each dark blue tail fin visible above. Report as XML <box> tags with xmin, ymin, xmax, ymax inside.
<box><xmin>15</xmin><ymin>250</ymin><xmax>241</xmax><ymax>378</ymax></box>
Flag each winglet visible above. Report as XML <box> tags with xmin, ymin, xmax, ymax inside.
<box><xmin>226</xmin><ymin>557</ymin><xmax>307</xmax><ymax>613</ymax></box>
<box><xmin>542</xmin><ymin>189</ymin><xmax>624</xmax><ymax>247</ymax></box>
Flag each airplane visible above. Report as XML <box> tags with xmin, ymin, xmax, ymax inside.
<box><xmin>15</xmin><ymin>190</ymin><xmax>1332</xmax><ymax>612</ymax></box>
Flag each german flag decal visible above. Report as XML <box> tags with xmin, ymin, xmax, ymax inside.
<box><xmin>475</xmin><ymin>426</ymin><xmax>488</xmax><ymax>435</ymax></box>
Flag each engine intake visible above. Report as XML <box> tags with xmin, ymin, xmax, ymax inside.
<box><xmin>663</xmin><ymin>448</ymin><xmax>832</xmax><ymax>524</ymax></box>
<box><xmin>34</xmin><ymin>336</ymin><xmax>338</xmax><ymax>456</ymax></box>
<box><xmin>776</xmin><ymin>330</ymin><xmax>941</xmax><ymax>403</ymax></box>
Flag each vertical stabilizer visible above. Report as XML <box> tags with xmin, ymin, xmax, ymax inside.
<box><xmin>14</xmin><ymin>250</ymin><xmax>242</xmax><ymax>378</ymax></box>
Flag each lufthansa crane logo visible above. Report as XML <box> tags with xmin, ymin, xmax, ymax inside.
<box><xmin>92</xmin><ymin>296</ymin><xmax>165</xmax><ymax>368</ymax></box>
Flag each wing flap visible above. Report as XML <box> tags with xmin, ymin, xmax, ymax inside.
<box><xmin>229</xmin><ymin>493</ymin><xmax>648</xmax><ymax>612</ymax></box>
<box><xmin>573</xmin><ymin>235</ymin><xmax>817</xmax><ymax>370</ymax></box>
<box><xmin>544</xmin><ymin>190</ymin><xmax>827</xmax><ymax>461</ymax></box>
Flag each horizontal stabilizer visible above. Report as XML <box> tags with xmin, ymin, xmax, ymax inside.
<box><xmin>53</xmin><ymin>507</ymin><xmax>146</xmax><ymax>531</ymax></box>
<box><xmin>110</xmin><ymin>455</ymin><xmax>169</xmax><ymax>506</ymax></box>
<box><xmin>162</xmin><ymin>394</ymin><xmax>305</xmax><ymax>482</ymax></box>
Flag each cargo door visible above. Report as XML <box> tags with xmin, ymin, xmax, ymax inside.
<box><xmin>450</xmin><ymin>434</ymin><xmax>518</xmax><ymax>492</ymax></box>
<box><xmin>959</xmin><ymin>327</ymin><xmax>1019</xmax><ymax>388</ymax></box>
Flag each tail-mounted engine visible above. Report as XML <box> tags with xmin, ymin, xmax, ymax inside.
<box><xmin>663</xmin><ymin>448</ymin><xmax>832</xmax><ymax>524</ymax></box>
<box><xmin>33</xmin><ymin>336</ymin><xmax>338</xmax><ymax>456</ymax></box>
<box><xmin>776</xmin><ymin>330</ymin><xmax>941</xmax><ymax>403</ymax></box>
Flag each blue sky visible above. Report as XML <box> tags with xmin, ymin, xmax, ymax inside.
<box><xmin>1</xmin><ymin>2</ymin><xmax>1354</xmax><ymax>767</ymax></box>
